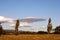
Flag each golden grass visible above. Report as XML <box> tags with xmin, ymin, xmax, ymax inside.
<box><xmin>0</xmin><ymin>34</ymin><xmax>60</xmax><ymax>40</ymax></box>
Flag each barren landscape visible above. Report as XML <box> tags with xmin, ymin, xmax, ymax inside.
<box><xmin>0</xmin><ymin>34</ymin><xmax>60</xmax><ymax>40</ymax></box>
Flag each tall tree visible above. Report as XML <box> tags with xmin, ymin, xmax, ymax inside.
<box><xmin>0</xmin><ymin>23</ymin><xmax>3</xmax><ymax>35</ymax></box>
<box><xmin>15</xmin><ymin>19</ymin><xmax>19</xmax><ymax>35</ymax></box>
<box><xmin>47</xmin><ymin>18</ymin><xmax>52</xmax><ymax>34</ymax></box>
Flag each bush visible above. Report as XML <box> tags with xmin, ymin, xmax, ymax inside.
<box><xmin>54</xmin><ymin>26</ymin><xmax>60</xmax><ymax>34</ymax></box>
<box><xmin>0</xmin><ymin>25</ymin><xmax>3</xmax><ymax>34</ymax></box>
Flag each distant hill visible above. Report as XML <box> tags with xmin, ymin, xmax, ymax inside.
<box><xmin>37</xmin><ymin>31</ymin><xmax>47</xmax><ymax>34</ymax></box>
<box><xmin>2</xmin><ymin>30</ymin><xmax>48</xmax><ymax>34</ymax></box>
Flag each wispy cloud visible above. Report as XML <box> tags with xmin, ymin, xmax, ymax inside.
<box><xmin>0</xmin><ymin>16</ymin><xmax>13</xmax><ymax>23</ymax></box>
<box><xmin>0</xmin><ymin>16</ymin><xmax>46</xmax><ymax>23</ymax></box>
<box><xmin>10</xmin><ymin>22</ymin><xmax>32</xmax><ymax>27</ymax></box>
<box><xmin>0</xmin><ymin>16</ymin><xmax>47</xmax><ymax>31</ymax></box>
<box><xmin>20</xmin><ymin>17</ymin><xmax>46</xmax><ymax>23</ymax></box>
<box><xmin>10</xmin><ymin>17</ymin><xmax>46</xmax><ymax>27</ymax></box>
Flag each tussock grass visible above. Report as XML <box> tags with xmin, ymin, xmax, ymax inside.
<box><xmin>0</xmin><ymin>34</ymin><xmax>60</xmax><ymax>40</ymax></box>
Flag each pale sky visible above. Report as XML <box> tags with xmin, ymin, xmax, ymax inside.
<box><xmin>0</xmin><ymin>0</ymin><xmax>60</xmax><ymax>32</ymax></box>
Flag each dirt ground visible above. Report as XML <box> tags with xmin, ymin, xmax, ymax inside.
<box><xmin>0</xmin><ymin>34</ymin><xmax>60</xmax><ymax>40</ymax></box>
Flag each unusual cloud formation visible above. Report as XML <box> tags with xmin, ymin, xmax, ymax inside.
<box><xmin>10</xmin><ymin>17</ymin><xmax>46</xmax><ymax>27</ymax></box>
<box><xmin>0</xmin><ymin>16</ymin><xmax>13</xmax><ymax>23</ymax></box>
<box><xmin>0</xmin><ymin>16</ymin><xmax>46</xmax><ymax>23</ymax></box>
<box><xmin>20</xmin><ymin>17</ymin><xmax>46</xmax><ymax>23</ymax></box>
<box><xmin>0</xmin><ymin>16</ymin><xmax>46</xmax><ymax>27</ymax></box>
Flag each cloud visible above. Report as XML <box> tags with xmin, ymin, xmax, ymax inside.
<box><xmin>0</xmin><ymin>16</ymin><xmax>46</xmax><ymax>23</ymax></box>
<box><xmin>0</xmin><ymin>16</ymin><xmax>14</xmax><ymax>23</ymax></box>
<box><xmin>9</xmin><ymin>17</ymin><xmax>46</xmax><ymax>27</ymax></box>
<box><xmin>10</xmin><ymin>22</ymin><xmax>32</xmax><ymax>27</ymax></box>
<box><xmin>29</xmin><ymin>25</ymin><xmax>47</xmax><ymax>31</ymax></box>
<box><xmin>0</xmin><ymin>16</ymin><xmax>47</xmax><ymax>31</ymax></box>
<box><xmin>20</xmin><ymin>17</ymin><xmax>46</xmax><ymax>23</ymax></box>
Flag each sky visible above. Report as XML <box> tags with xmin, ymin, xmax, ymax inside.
<box><xmin>0</xmin><ymin>0</ymin><xmax>60</xmax><ymax>32</ymax></box>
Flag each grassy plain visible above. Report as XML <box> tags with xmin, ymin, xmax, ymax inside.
<box><xmin>0</xmin><ymin>34</ymin><xmax>60</xmax><ymax>40</ymax></box>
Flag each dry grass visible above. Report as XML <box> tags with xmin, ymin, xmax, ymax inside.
<box><xmin>0</xmin><ymin>34</ymin><xmax>60</xmax><ymax>40</ymax></box>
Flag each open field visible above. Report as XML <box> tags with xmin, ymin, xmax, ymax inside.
<box><xmin>0</xmin><ymin>34</ymin><xmax>60</xmax><ymax>40</ymax></box>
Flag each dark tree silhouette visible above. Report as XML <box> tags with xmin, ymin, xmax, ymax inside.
<box><xmin>47</xmin><ymin>18</ymin><xmax>52</xmax><ymax>34</ymax></box>
<box><xmin>15</xmin><ymin>19</ymin><xmax>19</xmax><ymax>35</ymax></box>
<box><xmin>54</xmin><ymin>25</ymin><xmax>60</xmax><ymax>34</ymax></box>
<box><xmin>0</xmin><ymin>23</ymin><xmax>3</xmax><ymax>35</ymax></box>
